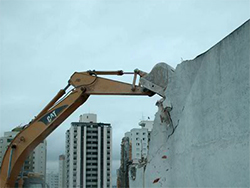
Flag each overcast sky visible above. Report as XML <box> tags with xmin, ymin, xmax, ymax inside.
<box><xmin>0</xmin><ymin>0</ymin><xmax>249</xmax><ymax>186</ymax></box>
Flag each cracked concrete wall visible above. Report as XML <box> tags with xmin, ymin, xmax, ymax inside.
<box><xmin>129</xmin><ymin>20</ymin><xmax>250</xmax><ymax>187</ymax></box>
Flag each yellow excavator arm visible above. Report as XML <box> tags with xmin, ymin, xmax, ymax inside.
<box><xmin>0</xmin><ymin>62</ymin><xmax>173</xmax><ymax>188</ymax></box>
<box><xmin>0</xmin><ymin>69</ymin><xmax>156</xmax><ymax>188</ymax></box>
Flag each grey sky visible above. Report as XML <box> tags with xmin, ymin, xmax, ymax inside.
<box><xmin>0</xmin><ymin>0</ymin><xmax>249</xmax><ymax>186</ymax></box>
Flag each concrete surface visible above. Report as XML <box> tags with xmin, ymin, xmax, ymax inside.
<box><xmin>129</xmin><ymin>20</ymin><xmax>250</xmax><ymax>187</ymax></box>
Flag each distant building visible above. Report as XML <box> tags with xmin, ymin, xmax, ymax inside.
<box><xmin>59</xmin><ymin>155</ymin><xmax>66</xmax><ymax>188</ymax></box>
<box><xmin>0</xmin><ymin>129</ymin><xmax>47</xmax><ymax>182</ymax></box>
<box><xmin>117</xmin><ymin>120</ymin><xmax>153</xmax><ymax>187</ymax></box>
<box><xmin>46</xmin><ymin>171</ymin><xmax>59</xmax><ymax>188</ymax></box>
<box><xmin>138</xmin><ymin>120</ymin><xmax>153</xmax><ymax>131</ymax></box>
<box><xmin>124</xmin><ymin>120</ymin><xmax>153</xmax><ymax>163</ymax></box>
<box><xmin>65</xmin><ymin>113</ymin><xmax>112</xmax><ymax>188</ymax></box>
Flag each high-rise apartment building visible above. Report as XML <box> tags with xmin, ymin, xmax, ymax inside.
<box><xmin>0</xmin><ymin>129</ymin><xmax>47</xmax><ymax>180</ymax></box>
<box><xmin>59</xmin><ymin>155</ymin><xmax>66</xmax><ymax>188</ymax></box>
<box><xmin>117</xmin><ymin>120</ymin><xmax>153</xmax><ymax>187</ymax></box>
<box><xmin>65</xmin><ymin>113</ymin><xmax>112</xmax><ymax>188</ymax></box>
<box><xmin>46</xmin><ymin>171</ymin><xmax>59</xmax><ymax>188</ymax></box>
<box><xmin>124</xmin><ymin>120</ymin><xmax>153</xmax><ymax>163</ymax></box>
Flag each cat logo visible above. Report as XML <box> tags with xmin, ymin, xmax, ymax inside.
<box><xmin>47</xmin><ymin>111</ymin><xmax>57</xmax><ymax>123</ymax></box>
<box><xmin>39</xmin><ymin>105</ymin><xmax>68</xmax><ymax>125</ymax></box>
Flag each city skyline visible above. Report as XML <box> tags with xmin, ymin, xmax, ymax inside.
<box><xmin>47</xmin><ymin>114</ymin><xmax>154</xmax><ymax>188</ymax></box>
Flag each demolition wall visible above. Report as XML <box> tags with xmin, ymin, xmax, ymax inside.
<box><xmin>129</xmin><ymin>20</ymin><xmax>250</xmax><ymax>187</ymax></box>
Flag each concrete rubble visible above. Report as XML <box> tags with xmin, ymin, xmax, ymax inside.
<box><xmin>129</xmin><ymin>20</ymin><xmax>250</xmax><ymax>187</ymax></box>
<box><xmin>117</xmin><ymin>137</ymin><xmax>131</xmax><ymax>188</ymax></box>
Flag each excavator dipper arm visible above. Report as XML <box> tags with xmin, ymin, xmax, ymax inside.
<box><xmin>0</xmin><ymin>70</ymin><xmax>154</xmax><ymax>188</ymax></box>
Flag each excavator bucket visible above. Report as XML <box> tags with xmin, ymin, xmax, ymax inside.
<box><xmin>140</xmin><ymin>63</ymin><xmax>175</xmax><ymax>97</ymax></box>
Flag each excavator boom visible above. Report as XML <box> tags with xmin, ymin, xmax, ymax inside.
<box><xmin>0</xmin><ymin>69</ymin><xmax>154</xmax><ymax>187</ymax></box>
<box><xmin>0</xmin><ymin>63</ymin><xmax>173</xmax><ymax>187</ymax></box>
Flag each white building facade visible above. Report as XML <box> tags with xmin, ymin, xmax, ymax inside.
<box><xmin>124</xmin><ymin>120</ymin><xmax>153</xmax><ymax>163</ymax></box>
<box><xmin>0</xmin><ymin>130</ymin><xmax>47</xmax><ymax>179</ymax></box>
<box><xmin>46</xmin><ymin>171</ymin><xmax>59</xmax><ymax>188</ymax></box>
<box><xmin>59</xmin><ymin>155</ymin><xmax>66</xmax><ymax>188</ymax></box>
<box><xmin>65</xmin><ymin>114</ymin><xmax>112</xmax><ymax>188</ymax></box>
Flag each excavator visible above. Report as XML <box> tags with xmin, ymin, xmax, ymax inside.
<box><xmin>0</xmin><ymin>63</ymin><xmax>173</xmax><ymax>188</ymax></box>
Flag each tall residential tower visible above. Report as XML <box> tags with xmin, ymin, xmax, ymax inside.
<box><xmin>124</xmin><ymin>120</ymin><xmax>153</xmax><ymax>163</ymax></box>
<box><xmin>65</xmin><ymin>114</ymin><xmax>112</xmax><ymax>188</ymax></box>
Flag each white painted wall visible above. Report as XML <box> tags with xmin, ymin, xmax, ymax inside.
<box><xmin>130</xmin><ymin>20</ymin><xmax>250</xmax><ymax>187</ymax></box>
